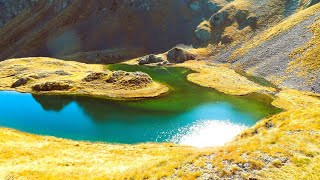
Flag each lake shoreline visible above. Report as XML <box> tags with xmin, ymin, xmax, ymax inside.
<box><xmin>0</xmin><ymin>57</ymin><xmax>319</xmax><ymax>179</ymax></box>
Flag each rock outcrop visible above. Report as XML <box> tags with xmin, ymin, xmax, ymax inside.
<box><xmin>32</xmin><ymin>81</ymin><xmax>73</xmax><ymax>91</ymax></box>
<box><xmin>138</xmin><ymin>54</ymin><xmax>166</xmax><ymax>65</ymax></box>
<box><xmin>167</xmin><ymin>48</ymin><xmax>196</xmax><ymax>63</ymax></box>
<box><xmin>107</xmin><ymin>71</ymin><xmax>153</xmax><ymax>88</ymax></box>
<box><xmin>195</xmin><ymin>21</ymin><xmax>212</xmax><ymax>42</ymax></box>
<box><xmin>10</xmin><ymin>77</ymin><xmax>30</xmax><ymax>88</ymax></box>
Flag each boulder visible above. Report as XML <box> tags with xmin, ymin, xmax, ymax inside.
<box><xmin>11</xmin><ymin>77</ymin><xmax>30</xmax><ymax>88</ymax></box>
<box><xmin>82</xmin><ymin>72</ymin><xmax>109</xmax><ymax>82</ymax></box>
<box><xmin>32</xmin><ymin>81</ymin><xmax>73</xmax><ymax>91</ymax></box>
<box><xmin>167</xmin><ymin>48</ymin><xmax>196</xmax><ymax>63</ymax></box>
<box><xmin>138</xmin><ymin>54</ymin><xmax>165</xmax><ymax>65</ymax></box>
<box><xmin>106</xmin><ymin>70</ymin><xmax>152</xmax><ymax>86</ymax></box>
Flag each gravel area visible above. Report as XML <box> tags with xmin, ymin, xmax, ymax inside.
<box><xmin>214</xmin><ymin>11</ymin><xmax>320</xmax><ymax>93</ymax></box>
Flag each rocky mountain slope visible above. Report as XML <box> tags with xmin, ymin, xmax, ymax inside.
<box><xmin>0</xmin><ymin>0</ymin><xmax>225</xmax><ymax>62</ymax></box>
<box><xmin>0</xmin><ymin>0</ymin><xmax>318</xmax><ymax>62</ymax></box>
<box><xmin>211</xmin><ymin>3</ymin><xmax>320</xmax><ymax>93</ymax></box>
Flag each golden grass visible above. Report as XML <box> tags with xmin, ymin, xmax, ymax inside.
<box><xmin>0</xmin><ymin>128</ymin><xmax>209</xmax><ymax>179</ymax></box>
<box><xmin>272</xmin><ymin>89</ymin><xmax>320</xmax><ymax>110</ymax></box>
<box><xmin>231</xmin><ymin>3</ymin><xmax>320</xmax><ymax>59</ymax></box>
<box><xmin>176</xmin><ymin>60</ymin><xmax>276</xmax><ymax>95</ymax></box>
<box><xmin>0</xmin><ymin>57</ymin><xmax>169</xmax><ymax>99</ymax></box>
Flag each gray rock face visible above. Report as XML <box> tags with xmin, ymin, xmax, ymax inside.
<box><xmin>167</xmin><ymin>48</ymin><xmax>196</xmax><ymax>63</ymax></box>
<box><xmin>195</xmin><ymin>25</ymin><xmax>211</xmax><ymax>42</ymax></box>
<box><xmin>0</xmin><ymin>0</ymin><xmax>73</xmax><ymax>27</ymax></box>
<box><xmin>138</xmin><ymin>54</ymin><xmax>165</xmax><ymax>65</ymax></box>
<box><xmin>228</xmin><ymin>12</ymin><xmax>320</xmax><ymax>93</ymax></box>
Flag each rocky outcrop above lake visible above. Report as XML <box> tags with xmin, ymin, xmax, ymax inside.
<box><xmin>137</xmin><ymin>47</ymin><xmax>196</xmax><ymax>65</ymax></box>
<box><xmin>0</xmin><ymin>57</ymin><xmax>169</xmax><ymax>98</ymax></box>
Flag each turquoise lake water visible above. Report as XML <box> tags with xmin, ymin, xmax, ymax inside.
<box><xmin>0</xmin><ymin>65</ymin><xmax>280</xmax><ymax>147</ymax></box>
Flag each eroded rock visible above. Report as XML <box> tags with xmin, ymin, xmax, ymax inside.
<box><xmin>138</xmin><ymin>54</ymin><xmax>166</xmax><ymax>65</ymax></box>
<box><xmin>32</xmin><ymin>81</ymin><xmax>73</xmax><ymax>91</ymax></box>
<box><xmin>82</xmin><ymin>72</ymin><xmax>110</xmax><ymax>82</ymax></box>
<box><xmin>106</xmin><ymin>71</ymin><xmax>152</xmax><ymax>87</ymax></box>
<box><xmin>11</xmin><ymin>77</ymin><xmax>30</xmax><ymax>88</ymax></box>
<box><xmin>167</xmin><ymin>48</ymin><xmax>196</xmax><ymax>63</ymax></box>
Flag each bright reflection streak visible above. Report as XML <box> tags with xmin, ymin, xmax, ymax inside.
<box><xmin>169</xmin><ymin>120</ymin><xmax>248</xmax><ymax>148</ymax></box>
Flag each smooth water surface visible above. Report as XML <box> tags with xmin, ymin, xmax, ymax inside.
<box><xmin>0</xmin><ymin>65</ymin><xmax>280</xmax><ymax>147</ymax></box>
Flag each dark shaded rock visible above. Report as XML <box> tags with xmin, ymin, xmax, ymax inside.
<box><xmin>195</xmin><ymin>21</ymin><xmax>211</xmax><ymax>42</ymax></box>
<box><xmin>221</xmin><ymin>35</ymin><xmax>233</xmax><ymax>44</ymax></box>
<box><xmin>138</xmin><ymin>54</ymin><xmax>165</xmax><ymax>65</ymax></box>
<box><xmin>167</xmin><ymin>48</ymin><xmax>196</xmax><ymax>63</ymax></box>
<box><xmin>82</xmin><ymin>72</ymin><xmax>109</xmax><ymax>82</ymax></box>
<box><xmin>235</xmin><ymin>9</ymin><xmax>250</xmax><ymax>24</ymax></box>
<box><xmin>209</xmin><ymin>10</ymin><xmax>229</xmax><ymax>27</ymax></box>
<box><xmin>11</xmin><ymin>77</ymin><xmax>30</xmax><ymax>88</ymax></box>
<box><xmin>32</xmin><ymin>81</ymin><xmax>73</xmax><ymax>91</ymax></box>
<box><xmin>156</xmin><ymin>61</ymin><xmax>170</xmax><ymax>66</ymax></box>
<box><xmin>245</xmin><ymin>15</ymin><xmax>258</xmax><ymax>29</ymax></box>
<box><xmin>195</xmin><ymin>28</ymin><xmax>211</xmax><ymax>42</ymax></box>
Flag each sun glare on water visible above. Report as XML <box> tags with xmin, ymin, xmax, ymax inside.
<box><xmin>169</xmin><ymin>120</ymin><xmax>248</xmax><ymax>148</ymax></box>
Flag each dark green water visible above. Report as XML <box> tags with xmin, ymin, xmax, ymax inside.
<box><xmin>0</xmin><ymin>65</ymin><xmax>280</xmax><ymax>147</ymax></box>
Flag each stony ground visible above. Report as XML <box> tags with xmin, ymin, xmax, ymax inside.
<box><xmin>213</xmin><ymin>4</ymin><xmax>320</xmax><ymax>94</ymax></box>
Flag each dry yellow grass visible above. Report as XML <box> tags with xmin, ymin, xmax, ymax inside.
<box><xmin>0</xmin><ymin>57</ymin><xmax>169</xmax><ymax>99</ymax></box>
<box><xmin>231</xmin><ymin>3</ymin><xmax>320</xmax><ymax>59</ymax></box>
<box><xmin>0</xmin><ymin>128</ymin><xmax>209</xmax><ymax>179</ymax></box>
<box><xmin>176</xmin><ymin>60</ymin><xmax>276</xmax><ymax>95</ymax></box>
<box><xmin>272</xmin><ymin>89</ymin><xmax>320</xmax><ymax>110</ymax></box>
